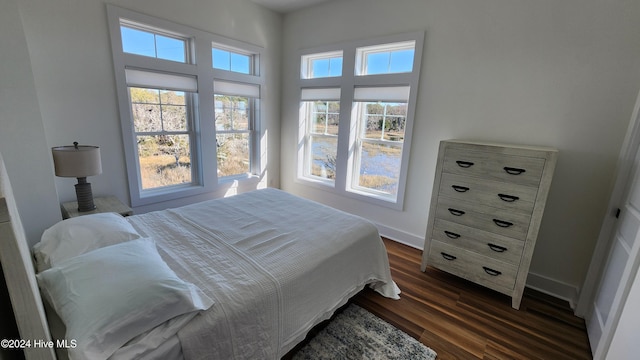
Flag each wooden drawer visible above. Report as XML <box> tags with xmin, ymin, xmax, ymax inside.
<box><xmin>429</xmin><ymin>240</ymin><xmax>517</xmax><ymax>293</ymax></box>
<box><xmin>439</xmin><ymin>173</ymin><xmax>538</xmax><ymax>215</ymax></box>
<box><xmin>432</xmin><ymin>219</ymin><xmax>525</xmax><ymax>265</ymax></box>
<box><xmin>422</xmin><ymin>140</ymin><xmax>558</xmax><ymax>309</ymax></box>
<box><xmin>435</xmin><ymin>196</ymin><xmax>531</xmax><ymax>240</ymax></box>
<box><xmin>443</xmin><ymin>147</ymin><xmax>546</xmax><ymax>187</ymax></box>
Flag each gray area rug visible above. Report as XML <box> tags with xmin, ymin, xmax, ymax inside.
<box><xmin>293</xmin><ymin>304</ymin><xmax>437</xmax><ymax>359</ymax></box>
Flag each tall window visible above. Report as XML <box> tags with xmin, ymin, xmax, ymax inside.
<box><xmin>351</xmin><ymin>86</ymin><xmax>409</xmax><ymax>197</ymax></box>
<box><xmin>298</xmin><ymin>34</ymin><xmax>423</xmax><ymax>208</ymax></box>
<box><xmin>300</xmin><ymin>88</ymin><xmax>341</xmax><ymax>182</ymax></box>
<box><xmin>108</xmin><ymin>5</ymin><xmax>263</xmax><ymax>206</ymax></box>
<box><xmin>129</xmin><ymin>87</ymin><xmax>194</xmax><ymax>190</ymax></box>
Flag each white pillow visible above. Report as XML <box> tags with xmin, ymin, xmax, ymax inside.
<box><xmin>33</xmin><ymin>212</ymin><xmax>141</xmax><ymax>272</ymax></box>
<box><xmin>36</xmin><ymin>237</ymin><xmax>214</xmax><ymax>360</ymax></box>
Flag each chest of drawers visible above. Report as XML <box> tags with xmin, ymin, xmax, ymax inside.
<box><xmin>420</xmin><ymin>140</ymin><xmax>558</xmax><ymax>309</ymax></box>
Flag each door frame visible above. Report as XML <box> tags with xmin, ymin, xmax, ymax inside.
<box><xmin>576</xmin><ymin>88</ymin><xmax>640</xmax><ymax>355</ymax></box>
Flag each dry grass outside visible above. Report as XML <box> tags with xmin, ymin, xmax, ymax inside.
<box><xmin>310</xmin><ymin>162</ymin><xmax>336</xmax><ymax>179</ymax></box>
<box><xmin>217</xmin><ymin>156</ymin><xmax>249</xmax><ymax>177</ymax></box>
<box><xmin>216</xmin><ymin>135</ymin><xmax>250</xmax><ymax>177</ymax></box>
<box><xmin>361</xmin><ymin>138</ymin><xmax>402</xmax><ymax>156</ymax></box>
<box><xmin>359</xmin><ymin>174</ymin><xmax>397</xmax><ymax>195</ymax></box>
<box><xmin>139</xmin><ymin>154</ymin><xmax>250</xmax><ymax>188</ymax></box>
<box><xmin>139</xmin><ymin>155</ymin><xmax>191</xmax><ymax>189</ymax></box>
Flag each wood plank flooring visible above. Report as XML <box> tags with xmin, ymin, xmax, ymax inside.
<box><xmin>350</xmin><ymin>238</ymin><xmax>593</xmax><ymax>359</ymax></box>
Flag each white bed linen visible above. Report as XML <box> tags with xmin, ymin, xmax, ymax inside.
<box><xmin>127</xmin><ymin>188</ymin><xmax>400</xmax><ymax>360</ymax></box>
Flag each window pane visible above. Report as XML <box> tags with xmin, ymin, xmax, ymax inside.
<box><xmin>137</xmin><ymin>134</ymin><xmax>192</xmax><ymax>189</ymax></box>
<box><xmin>217</xmin><ymin>133</ymin><xmax>250</xmax><ymax>177</ymax></box>
<box><xmin>161</xmin><ymin>105</ymin><xmax>187</xmax><ymax>131</ymax></box>
<box><xmin>301</xmin><ymin>52</ymin><xmax>343</xmax><ymax>79</ymax></box>
<box><xmin>130</xmin><ymin>88</ymin><xmax>188</xmax><ymax>132</ymax></box>
<box><xmin>159</xmin><ymin>90</ymin><xmax>186</xmax><ymax>105</ymax></box>
<box><xmin>329</xmin><ymin>57</ymin><xmax>343</xmax><ymax>77</ymax></box>
<box><xmin>310</xmin><ymin>57</ymin><xmax>342</xmax><ymax>78</ymax></box>
<box><xmin>366</xmin><ymin>52</ymin><xmax>390</xmax><ymax>75</ymax></box>
<box><xmin>215</xmin><ymin>95</ymin><xmax>250</xmax><ymax>131</ymax></box>
<box><xmin>310</xmin><ymin>135</ymin><xmax>337</xmax><ymax>179</ymax></box>
<box><xmin>310</xmin><ymin>101</ymin><xmax>340</xmax><ymax>135</ymax></box>
<box><xmin>121</xmin><ymin>26</ymin><xmax>155</xmax><ymax>57</ymax></box>
<box><xmin>130</xmin><ymin>87</ymin><xmax>160</xmax><ymax>104</ymax></box>
<box><xmin>132</xmin><ymin>103</ymin><xmax>162</xmax><ymax>132</ymax></box>
<box><xmin>361</xmin><ymin>102</ymin><xmax>407</xmax><ymax>142</ymax></box>
<box><xmin>212</xmin><ymin>48</ymin><xmax>231</xmax><ymax>71</ymax></box>
<box><xmin>230</xmin><ymin>53</ymin><xmax>250</xmax><ymax>74</ymax></box>
<box><xmin>156</xmin><ymin>35</ymin><xmax>186</xmax><ymax>62</ymax></box>
<box><xmin>213</xmin><ymin>47</ymin><xmax>251</xmax><ymax>74</ymax></box>
<box><xmin>312</xmin><ymin>59</ymin><xmax>330</xmax><ymax>78</ymax></box>
<box><xmin>390</xmin><ymin>49</ymin><xmax>414</xmax><ymax>73</ymax></box>
<box><xmin>120</xmin><ymin>26</ymin><xmax>187</xmax><ymax>63</ymax></box>
<box><xmin>357</xmin><ymin>41</ymin><xmax>415</xmax><ymax>75</ymax></box>
<box><xmin>357</xmin><ymin>141</ymin><xmax>402</xmax><ymax>195</ymax></box>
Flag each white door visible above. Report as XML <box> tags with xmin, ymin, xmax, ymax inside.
<box><xmin>587</xmin><ymin>144</ymin><xmax>640</xmax><ymax>359</ymax></box>
<box><xmin>606</xmin><ymin>268</ymin><xmax>640</xmax><ymax>359</ymax></box>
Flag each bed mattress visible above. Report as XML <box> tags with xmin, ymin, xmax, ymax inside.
<box><xmin>125</xmin><ymin>188</ymin><xmax>400</xmax><ymax>359</ymax></box>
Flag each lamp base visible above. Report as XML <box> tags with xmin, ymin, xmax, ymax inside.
<box><xmin>75</xmin><ymin>177</ymin><xmax>96</xmax><ymax>212</ymax></box>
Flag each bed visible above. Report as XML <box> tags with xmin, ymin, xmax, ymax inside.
<box><xmin>28</xmin><ymin>188</ymin><xmax>400</xmax><ymax>360</ymax></box>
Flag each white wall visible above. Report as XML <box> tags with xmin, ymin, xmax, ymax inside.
<box><xmin>16</xmin><ymin>0</ymin><xmax>282</xmax><ymax>215</ymax></box>
<box><xmin>0</xmin><ymin>0</ymin><xmax>60</xmax><ymax>356</ymax></box>
<box><xmin>280</xmin><ymin>0</ymin><xmax>640</xmax><ymax>303</ymax></box>
<box><xmin>0</xmin><ymin>0</ymin><xmax>61</xmax><ymax>248</ymax></box>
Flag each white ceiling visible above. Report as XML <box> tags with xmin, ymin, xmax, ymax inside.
<box><xmin>251</xmin><ymin>0</ymin><xmax>336</xmax><ymax>13</ymax></box>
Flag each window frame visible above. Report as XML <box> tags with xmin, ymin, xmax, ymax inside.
<box><xmin>301</xmin><ymin>51</ymin><xmax>343</xmax><ymax>79</ymax></box>
<box><xmin>301</xmin><ymin>98</ymin><xmax>341</xmax><ymax>184</ymax></box>
<box><xmin>297</xmin><ymin>32</ymin><xmax>424</xmax><ymax>210</ymax></box>
<box><xmin>107</xmin><ymin>5</ymin><xmax>264</xmax><ymax>207</ymax></box>
<box><xmin>129</xmin><ymin>86</ymin><xmax>198</xmax><ymax>191</ymax></box>
<box><xmin>213</xmin><ymin>93</ymin><xmax>258</xmax><ymax>179</ymax></box>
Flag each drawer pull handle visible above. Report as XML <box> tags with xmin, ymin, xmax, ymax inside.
<box><xmin>498</xmin><ymin>193</ymin><xmax>520</xmax><ymax>202</ymax></box>
<box><xmin>441</xmin><ymin>252</ymin><xmax>457</xmax><ymax>261</ymax></box>
<box><xmin>483</xmin><ymin>267</ymin><xmax>502</xmax><ymax>276</ymax></box>
<box><xmin>445</xmin><ymin>231</ymin><xmax>461</xmax><ymax>239</ymax></box>
<box><xmin>452</xmin><ymin>185</ymin><xmax>470</xmax><ymax>193</ymax></box>
<box><xmin>456</xmin><ymin>161</ymin><xmax>474</xmax><ymax>168</ymax></box>
<box><xmin>448</xmin><ymin>208</ymin><xmax>466</xmax><ymax>216</ymax></box>
<box><xmin>488</xmin><ymin>243</ymin><xmax>508</xmax><ymax>253</ymax></box>
<box><xmin>493</xmin><ymin>219</ymin><xmax>513</xmax><ymax>228</ymax></box>
<box><xmin>504</xmin><ymin>167</ymin><xmax>526</xmax><ymax>175</ymax></box>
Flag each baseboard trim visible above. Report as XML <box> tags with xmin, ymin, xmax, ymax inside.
<box><xmin>375</xmin><ymin>224</ymin><xmax>579</xmax><ymax>311</ymax></box>
<box><xmin>373</xmin><ymin>223</ymin><xmax>581</xmax><ymax>313</ymax></box>
<box><xmin>374</xmin><ymin>223</ymin><xmax>424</xmax><ymax>250</ymax></box>
<box><xmin>526</xmin><ymin>271</ymin><xmax>580</xmax><ymax>312</ymax></box>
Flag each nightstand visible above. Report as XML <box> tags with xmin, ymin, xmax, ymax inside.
<box><xmin>61</xmin><ymin>196</ymin><xmax>133</xmax><ymax>219</ymax></box>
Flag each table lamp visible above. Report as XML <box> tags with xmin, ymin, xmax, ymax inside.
<box><xmin>52</xmin><ymin>142</ymin><xmax>102</xmax><ymax>212</ymax></box>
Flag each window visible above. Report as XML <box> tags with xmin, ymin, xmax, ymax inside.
<box><xmin>298</xmin><ymin>34</ymin><xmax>423</xmax><ymax>209</ymax></box>
<box><xmin>212</xmin><ymin>46</ymin><xmax>252</xmax><ymax>74</ymax></box>
<box><xmin>120</xmin><ymin>24</ymin><xmax>187</xmax><ymax>63</ymax></box>
<box><xmin>356</xmin><ymin>41</ymin><xmax>415</xmax><ymax>75</ymax></box>
<box><xmin>301</xmin><ymin>51</ymin><xmax>343</xmax><ymax>79</ymax></box>
<box><xmin>299</xmin><ymin>88</ymin><xmax>341</xmax><ymax>182</ymax></box>
<box><xmin>352</xmin><ymin>86</ymin><xmax>409</xmax><ymax>197</ymax></box>
<box><xmin>215</xmin><ymin>95</ymin><xmax>251</xmax><ymax>176</ymax></box>
<box><xmin>130</xmin><ymin>87</ymin><xmax>194</xmax><ymax>190</ymax></box>
<box><xmin>213</xmin><ymin>80</ymin><xmax>260</xmax><ymax>178</ymax></box>
<box><xmin>108</xmin><ymin>5</ymin><xmax>263</xmax><ymax>206</ymax></box>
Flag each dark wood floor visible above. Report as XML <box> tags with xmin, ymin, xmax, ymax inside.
<box><xmin>350</xmin><ymin>238</ymin><xmax>593</xmax><ymax>359</ymax></box>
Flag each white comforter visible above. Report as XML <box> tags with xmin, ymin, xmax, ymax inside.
<box><xmin>127</xmin><ymin>188</ymin><xmax>400</xmax><ymax>360</ymax></box>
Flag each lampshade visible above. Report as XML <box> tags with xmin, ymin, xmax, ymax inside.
<box><xmin>52</xmin><ymin>143</ymin><xmax>102</xmax><ymax>178</ymax></box>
